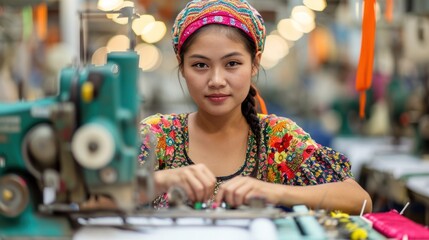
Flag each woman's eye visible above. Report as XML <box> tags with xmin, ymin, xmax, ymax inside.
<box><xmin>192</xmin><ymin>63</ymin><xmax>208</xmax><ymax>68</ymax></box>
<box><xmin>226</xmin><ymin>61</ymin><xmax>241</xmax><ymax>67</ymax></box>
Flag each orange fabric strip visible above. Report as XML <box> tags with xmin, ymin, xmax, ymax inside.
<box><xmin>35</xmin><ymin>4</ymin><xmax>48</xmax><ymax>40</ymax></box>
<box><xmin>255</xmin><ymin>91</ymin><xmax>268</xmax><ymax>114</ymax></box>
<box><xmin>385</xmin><ymin>0</ymin><xmax>393</xmax><ymax>23</ymax></box>
<box><xmin>355</xmin><ymin>0</ymin><xmax>376</xmax><ymax>118</ymax></box>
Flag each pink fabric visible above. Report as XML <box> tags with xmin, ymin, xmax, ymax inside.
<box><xmin>364</xmin><ymin>210</ymin><xmax>429</xmax><ymax>239</ymax></box>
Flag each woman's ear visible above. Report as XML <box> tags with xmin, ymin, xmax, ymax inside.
<box><xmin>252</xmin><ymin>51</ymin><xmax>262</xmax><ymax>77</ymax></box>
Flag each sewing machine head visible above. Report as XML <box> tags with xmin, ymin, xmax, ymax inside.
<box><xmin>0</xmin><ymin>50</ymin><xmax>147</xmax><ymax>236</ymax></box>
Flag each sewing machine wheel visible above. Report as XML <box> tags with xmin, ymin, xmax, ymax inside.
<box><xmin>71</xmin><ymin>124</ymin><xmax>115</xmax><ymax>169</ymax></box>
<box><xmin>21</xmin><ymin>123</ymin><xmax>58</xmax><ymax>180</ymax></box>
<box><xmin>0</xmin><ymin>174</ymin><xmax>30</xmax><ymax>217</ymax></box>
<box><xmin>27</xmin><ymin>124</ymin><xmax>57</xmax><ymax>168</ymax></box>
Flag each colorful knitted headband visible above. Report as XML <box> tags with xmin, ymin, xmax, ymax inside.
<box><xmin>172</xmin><ymin>0</ymin><xmax>266</xmax><ymax>55</ymax></box>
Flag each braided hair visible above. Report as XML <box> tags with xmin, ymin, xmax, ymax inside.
<box><xmin>241</xmin><ymin>85</ymin><xmax>262</xmax><ymax>178</ymax></box>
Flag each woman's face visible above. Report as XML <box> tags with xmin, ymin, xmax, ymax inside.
<box><xmin>181</xmin><ymin>27</ymin><xmax>260</xmax><ymax>117</ymax></box>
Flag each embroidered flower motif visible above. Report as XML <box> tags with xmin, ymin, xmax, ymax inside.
<box><xmin>274</xmin><ymin>142</ymin><xmax>285</xmax><ymax>152</ymax></box>
<box><xmin>271</xmin><ymin>121</ymin><xmax>286</xmax><ymax>133</ymax></box>
<box><xmin>166</xmin><ymin>137</ymin><xmax>174</xmax><ymax>146</ymax></box>
<box><xmin>144</xmin><ymin>115</ymin><xmax>161</xmax><ymax>124</ymax></box>
<box><xmin>160</xmin><ymin>117</ymin><xmax>171</xmax><ymax>127</ymax></box>
<box><xmin>166</xmin><ymin>146</ymin><xmax>174</xmax><ymax>156</ymax></box>
<box><xmin>165</xmin><ymin>137</ymin><xmax>175</xmax><ymax>156</ymax></box>
<box><xmin>282</xmin><ymin>134</ymin><xmax>293</xmax><ymax>149</ymax></box>
<box><xmin>269</xmin><ymin>135</ymin><xmax>281</xmax><ymax>146</ymax></box>
<box><xmin>274</xmin><ymin>151</ymin><xmax>287</xmax><ymax>164</ymax></box>
<box><xmin>173</xmin><ymin>118</ymin><xmax>181</xmax><ymax>127</ymax></box>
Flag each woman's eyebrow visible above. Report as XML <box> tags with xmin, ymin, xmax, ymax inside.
<box><xmin>221</xmin><ymin>52</ymin><xmax>244</xmax><ymax>59</ymax></box>
<box><xmin>188</xmin><ymin>54</ymin><xmax>210</xmax><ymax>60</ymax></box>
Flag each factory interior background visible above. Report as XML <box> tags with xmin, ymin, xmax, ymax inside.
<box><xmin>1</xmin><ymin>0</ymin><xmax>429</xmax><ymax>226</ymax></box>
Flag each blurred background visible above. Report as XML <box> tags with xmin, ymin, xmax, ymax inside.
<box><xmin>1</xmin><ymin>0</ymin><xmax>429</xmax><ymax>223</ymax></box>
<box><xmin>2</xmin><ymin>0</ymin><xmax>426</xmax><ymax>144</ymax></box>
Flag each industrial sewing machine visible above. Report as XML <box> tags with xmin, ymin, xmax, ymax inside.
<box><xmin>0</xmin><ymin>49</ymin><xmax>146</xmax><ymax>238</ymax></box>
<box><xmin>0</xmin><ymin>2</ymin><xmax>161</xmax><ymax>237</ymax></box>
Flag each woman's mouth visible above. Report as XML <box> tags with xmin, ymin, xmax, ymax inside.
<box><xmin>207</xmin><ymin>94</ymin><xmax>229</xmax><ymax>103</ymax></box>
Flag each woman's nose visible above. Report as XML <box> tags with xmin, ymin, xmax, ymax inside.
<box><xmin>208</xmin><ymin>68</ymin><xmax>226</xmax><ymax>88</ymax></box>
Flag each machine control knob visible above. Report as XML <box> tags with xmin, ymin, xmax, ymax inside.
<box><xmin>81</xmin><ymin>82</ymin><xmax>94</xmax><ymax>103</ymax></box>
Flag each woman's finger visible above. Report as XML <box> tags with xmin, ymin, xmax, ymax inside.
<box><xmin>231</xmin><ymin>182</ymin><xmax>254</xmax><ymax>206</ymax></box>
<box><xmin>193</xmin><ymin>165</ymin><xmax>217</xmax><ymax>201</ymax></box>
<box><xmin>183</xmin><ymin>170</ymin><xmax>207</xmax><ymax>202</ymax></box>
<box><xmin>216</xmin><ymin>176</ymin><xmax>246</xmax><ymax>206</ymax></box>
<box><xmin>183</xmin><ymin>164</ymin><xmax>216</xmax><ymax>201</ymax></box>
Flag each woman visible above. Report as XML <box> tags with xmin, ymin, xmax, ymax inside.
<box><xmin>139</xmin><ymin>0</ymin><xmax>372</xmax><ymax>214</ymax></box>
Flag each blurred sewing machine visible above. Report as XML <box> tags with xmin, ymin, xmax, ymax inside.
<box><xmin>0</xmin><ymin>3</ymin><xmax>158</xmax><ymax>237</ymax></box>
<box><xmin>0</xmin><ymin>48</ymin><xmax>147</xmax><ymax>238</ymax></box>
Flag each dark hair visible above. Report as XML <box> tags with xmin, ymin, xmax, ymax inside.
<box><xmin>179</xmin><ymin>24</ymin><xmax>262</xmax><ymax>178</ymax></box>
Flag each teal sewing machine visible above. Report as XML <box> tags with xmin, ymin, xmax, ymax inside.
<box><xmin>0</xmin><ymin>50</ymin><xmax>143</xmax><ymax>238</ymax></box>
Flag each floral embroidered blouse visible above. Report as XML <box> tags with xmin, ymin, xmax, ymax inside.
<box><xmin>138</xmin><ymin>113</ymin><xmax>353</xmax><ymax>208</ymax></box>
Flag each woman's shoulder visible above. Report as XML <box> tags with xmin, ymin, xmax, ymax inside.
<box><xmin>141</xmin><ymin>113</ymin><xmax>187</xmax><ymax>125</ymax></box>
<box><xmin>140</xmin><ymin>113</ymin><xmax>188</xmax><ymax>134</ymax></box>
<box><xmin>258</xmin><ymin>113</ymin><xmax>295</xmax><ymax>126</ymax></box>
<box><xmin>260</xmin><ymin>114</ymin><xmax>320</xmax><ymax>182</ymax></box>
<box><xmin>258</xmin><ymin>113</ymin><xmax>319</xmax><ymax>148</ymax></box>
<box><xmin>258</xmin><ymin>114</ymin><xmax>308</xmax><ymax>135</ymax></box>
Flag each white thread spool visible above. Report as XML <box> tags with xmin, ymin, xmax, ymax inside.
<box><xmin>71</xmin><ymin>124</ymin><xmax>115</xmax><ymax>169</ymax></box>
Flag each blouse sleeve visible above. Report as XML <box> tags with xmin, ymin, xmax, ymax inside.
<box><xmin>138</xmin><ymin>114</ymin><xmax>164</xmax><ymax>171</ymax></box>
<box><xmin>287</xmin><ymin>146</ymin><xmax>354</xmax><ymax>186</ymax></box>
<box><xmin>262</xmin><ymin>114</ymin><xmax>354</xmax><ymax>185</ymax></box>
<box><xmin>138</xmin><ymin>114</ymin><xmax>172</xmax><ymax>208</ymax></box>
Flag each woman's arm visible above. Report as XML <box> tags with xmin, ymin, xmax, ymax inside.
<box><xmin>276</xmin><ymin>178</ymin><xmax>372</xmax><ymax>214</ymax></box>
<box><xmin>215</xmin><ymin>176</ymin><xmax>372</xmax><ymax>215</ymax></box>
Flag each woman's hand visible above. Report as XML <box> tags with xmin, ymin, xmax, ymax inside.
<box><xmin>154</xmin><ymin>164</ymin><xmax>217</xmax><ymax>203</ymax></box>
<box><xmin>215</xmin><ymin>176</ymin><xmax>282</xmax><ymax>207</ymax></box>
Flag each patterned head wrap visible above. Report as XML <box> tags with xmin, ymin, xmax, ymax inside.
<box><xmin>172</xmin><ymin>0</ymin><xmax>266</xmax><ymax>55</ymax></box>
